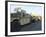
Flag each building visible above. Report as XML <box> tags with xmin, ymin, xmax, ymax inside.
<box><xmin>11</xmin><ymin>8</ymin><xmax>32</xmax><ymax>25</ymax></box>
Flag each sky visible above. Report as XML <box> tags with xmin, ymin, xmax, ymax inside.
<box><xmin>10</xmin><ymin>4</ymin><xmax>42</xmax><ymax>16</ymax></box>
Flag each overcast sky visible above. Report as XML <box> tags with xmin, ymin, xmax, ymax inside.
<box><xmin>10</xmin><ymin>4</ymin><xmax>42</xmax><ymax>16</ymax></box>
